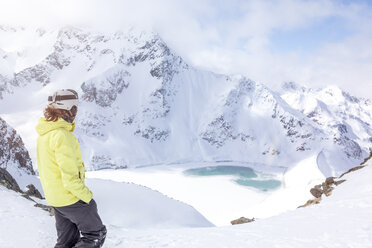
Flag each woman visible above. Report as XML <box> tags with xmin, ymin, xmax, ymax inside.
<box><xmin>36</xmin><ymin>89</ymin><xmax>106</xmax><ymax>248</ymax></box>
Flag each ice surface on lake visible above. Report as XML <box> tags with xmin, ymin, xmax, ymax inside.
<box><xmin>184</xmin><ymin>166</ymin><xmax>281</xmax><ymax>191</ymax></box>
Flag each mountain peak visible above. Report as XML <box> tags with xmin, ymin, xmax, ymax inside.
<box><xmin>0</xmin><ymin>26</ymin><xmax>370</xmax><ymax>176</ymax></box>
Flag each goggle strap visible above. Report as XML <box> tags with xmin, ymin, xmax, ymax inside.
<box><xmin>48</xmin><ymin>95</ymin><xmax>78</xmax><ymax>102</ymax></box>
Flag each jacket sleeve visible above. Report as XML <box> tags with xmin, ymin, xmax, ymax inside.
<box><xmin>53</xmin><ymin>130</ymin><xmax>93</xmax><ymax>203</ymax></box>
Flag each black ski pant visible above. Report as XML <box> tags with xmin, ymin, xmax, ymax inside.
<box><xmin>53</xmin><ymin>199</ymin><xmax>107</xmax><ymax>248</ymax></box>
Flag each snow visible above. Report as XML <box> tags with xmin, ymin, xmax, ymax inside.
<box><xmin>1</xmin><ymin>162</ymin><xmax>371</xmax><ymax>247</ymax></box>
<box><xmin>1</xmin><ymin>25</ymin><xmax>371</xmax><ymax>247</ymax></box>
<box><xmin>86</xmin><ymin>160</ymin><xmax>324</xmax><ymax>226</ymax></box>
<box><xmin>0</xmin><ymin>27</ymin><xmax>58</xmax><ymax>72</ymax></box>
<box><xmin>0</xmin><ymin>186</ymin><xmax>55</xmax><ymax>248</ymax></box>
<box><xmin>88</xmin><ymin>164</ymin><xmax>273</xmax><ymax>226</ymax></box>
<box><xmin>86</xmin><ymin>178</ymin><xmax>213</xmax><ymax>229</ymax></box>
<box><xmin>0</xmin><ymin>49</ymin><xmax>14</xmax><ymax>78</ymax></box>
<box><xmin>0</xmin><ymin>175</ymin><xmax>212</xmax><ymax>248</ymax></box>
<box><xmin>84</xmin><ymin>157</ymin><xmax>327</xmax><ymax>227</ymax></box>
<box><xmin>283</xmin><ymin>155</ymin><xmax>324</xmax><ymax>189</ymax></box>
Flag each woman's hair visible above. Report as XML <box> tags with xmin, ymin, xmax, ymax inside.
<box><xmin>44</xmin><ymin>105</ymin><xmax>76</xmax><ymax>122</ymax></box>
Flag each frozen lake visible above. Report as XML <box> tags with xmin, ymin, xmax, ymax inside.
<box><xmin>87</xmin><ymin>161</ymin><xmax>320</xmax><ymax>226</ymax></box>
<box><xmin>183</xmin><ymin>166</ymin><xmax>282</xmax><ymax>192</ymax></box>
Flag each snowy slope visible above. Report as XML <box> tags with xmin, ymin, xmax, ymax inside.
<box><xmin>0</xmin><ymin>26</ymin><xmax>370</xmax><ymax>178</ymax></box>
<box><xmin>86</xmin><ymin>178</ymin><xmax>213</xmax><ymax>229</ymax></box>
<box><xmin>0</xmin><ymin>177</ymin><xmax>213</xmax><ymax>248</ymax></box>
<box><xmin>0</xmin><ymin>186</ymin><xmax>55</xmax><ymax>248</ymax></box>
<box><xmin>1</xmin><ymin>162</ymin><xmax>371</xmax><ymax>247</ymax></box>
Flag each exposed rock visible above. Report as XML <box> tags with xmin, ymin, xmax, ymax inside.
<box><xmin>310</xmin><ymin>187</ymin><xmax>323</xmax><ymax>198</ymax></box>
<box><xmin>134</xmin><ymin>125</ymin><xmax>170</xmax><ymax>143</ymax></box>
<box><xmin>334</xmin><ymin>179</ymin><xmax>346</xmax><ymax>186</ymax></box>
<box><xmin>333</xmin><ymin>135</ymin><xmax>363</xmax><ymax>159</ymax></box>
<box><xmin>0</xmin><ymin>168</ymin><xmax>52</xmax><ymax>215</ymax></box>
<box><xmin>360</xmin><ymin>151</ymin><xmax>372</xmax><ymax>165</ymax></box>
<box><xmin>309</xmin><ymin>176</ymin><xmax>335</xmax><ymax>198</ymax></box>
<box><xmin>90</xmin><ymin>155</ymin><xmax>115</xmax><ymax>169</ymax></box>
<box><xmin>201</xmin><ymin>115</ymin><xmax>234</xmax><ymax>148</ymax></box>
<box><xmin>14</xmin><ymin>64</ymin><xmax>52</xmax><ymax>86</ymax></box>
<box><xmin>231</xmin><ymin>217</ymin><xmax>255</xmax><ymax>225</ymax></box>
<box><xmin>322</xmin><ymin>182</ymin><xmax>334</xmax><ymax>197</ymax></box>
<box><xmin>0</xmin><ymin>167</ymin><xmax>21</xmax><ymax>192</ymax></box>
<box><xmin>337</xmin><ymin>151</ymin><xmax>372</xmax><ymax>179</ymax></box>
<box><xmin>300</xmin><ymin>151</ymin><xmax>371</xmax><ymax>208</ymax></box>
<box><xmin>339</xmin><ymin>165</ymin><xmax>365</xmax><ymax>178</ymax></box>
<box><xmin>0</xmin><ymin>117</ymin><xmax>51</xmax><ymax>214</ymax></box>
<box><xmin>78</xmin><ymin>112</ymin><xmax>110</xmax><ymax>139</ymax></box>
<box><xmin>24</xmin><ymin>184</ymin><xmax>43</xmax><ymax>199</ymax></box>
<box><xmin>298</xmin><ymin>197</ymin><xmax>322</xmax><ymax>208</ymax></box>
<box><xmin>201</xmin><ymin>80</ymin><xmax>259</xmax><ymax>148</ymax></box>
<box><xmin>89</xmin><ymin>154</ymin><xmax>127</xmax><ymax>170</ymax></box>
<box><xmin>1</xmin><ymin>168</ymin><xmax>54</xmax><ymax>216</ymax></box>
<box><xmin>81</xmin><ymin>68</ymin><xmax>130</xmax><ymax>108</ymax></box>
<box><xmin>34</xmin><ymin>203</ymin><xmax>54</xmax><ymax>216</ymax></box>
<box><xmin>325</xmin><ymin>177</ymin><xmax>335</xmax><ymax>184</ymax></box>
<box><xmin>0</xmin><ymin>117</ymin><xmax>34</xmax><ymax>175</ymax></box>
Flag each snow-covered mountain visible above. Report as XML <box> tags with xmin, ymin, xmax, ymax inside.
<box><xmin>280</xmin><ymin>82</ymin><xmax>372</xmax><ymax>175</ymax></box>
<box><xmin>0</xmin><ymin>25</ymin><xmax>371</xmax><ymax>177</ymax></box>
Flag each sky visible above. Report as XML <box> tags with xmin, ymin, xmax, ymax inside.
<box><xmin>0</xmin><ymin>0</ymin><xmax>371</xmax><ymax>99</ymax></box>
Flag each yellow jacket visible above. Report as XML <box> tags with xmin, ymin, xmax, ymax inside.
<box><xmin>36</xmin><ymin>117</ymin><xmax>92</xmax><ymax>207</ymax></box>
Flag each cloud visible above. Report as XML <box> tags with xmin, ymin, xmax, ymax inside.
<box><xmin>0</xmin><ymin>0</ymin><xmax>371</xmax><ymax>99</ymax></box>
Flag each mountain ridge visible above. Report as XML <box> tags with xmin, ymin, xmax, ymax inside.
<box><xmin>0</xmin><ymin>26</ymin><xmax>370</xmax><ymax>177</ymax></box>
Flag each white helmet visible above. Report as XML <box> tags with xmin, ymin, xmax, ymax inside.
<box><xmin>48</xmin><ymin>89</ymin><xmax>79</xmax><ymax>111</ymax></box>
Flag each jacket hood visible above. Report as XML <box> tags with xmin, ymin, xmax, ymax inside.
<box><xmin>36</xmin><ymin>117</ymin><xmax>75</xmax><ymax>135</ymax></box>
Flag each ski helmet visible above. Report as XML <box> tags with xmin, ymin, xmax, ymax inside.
<box><xmin>48</xmin><ymin>89</ymin><xmax>79</xmax><ymax>111</ymax></box>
